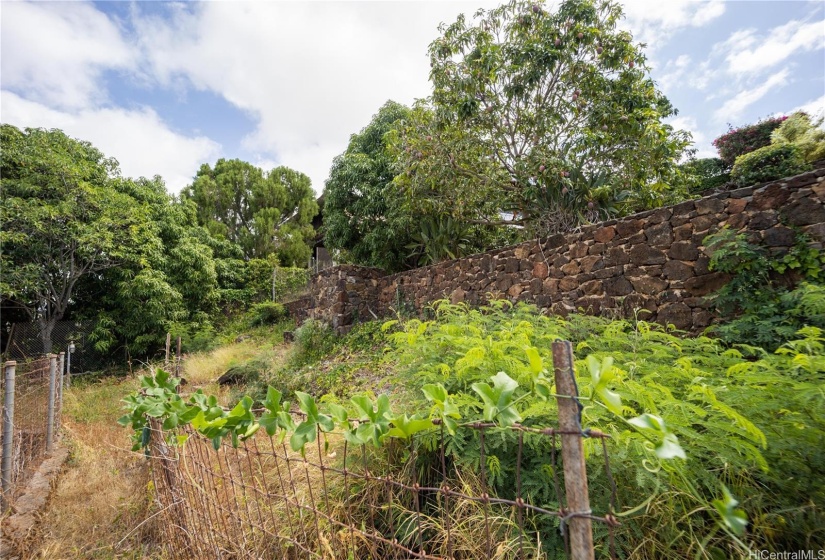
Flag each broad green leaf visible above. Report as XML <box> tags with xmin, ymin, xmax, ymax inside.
<box><xmin>628</xmin><ymin>413</ymin><xmax>664</xmax><ymax>432</ymax></box>
<box><xmin>656</xmin><ymin>434</ymin><xmax>687</xmax><ymax>460</ymax></box>
<box><xmin>295</xmin><ymin>391</ymin><xmax>319</xmax><ymax>419</ymax></box>
<box><xmin>327</xmin><ymin>403</ymin><xmax>348</xmax><ymax>424</ymax></box>
<box><xmin>291</xmin><ymin>421</ymin><xmax>318</xmax><ymax>452</ymax></box>
<box><xmin>422</xmin><ymin>383</ymin><xmax>448</xmax><ymax>404</ymax></box>
<box><xmin>712</xmin><ymin>486</ymin><xmax>748</xmax><ymax>536</ymax></box>
<box><xmin>525</xmin><ymin>346</ymin><xmax>543</xmax><ymax>375</ymax></box>
<box><xmin>162</xmin><ymin>413</ymin><xmax>179</xmax><ymax>430</ymax></box>
<box><xmin>587</xmin><ymin>355</ymin><xmax>623</xmax><ymax>415</ymax></box>
<box><xmin>263</xmin><ymin>387</ymin><xmax>284</xmax><ymax>413</ymax></box>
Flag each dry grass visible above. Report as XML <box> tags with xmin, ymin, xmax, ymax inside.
<box><xmin>181</xmin><ymin>341</ymin><xmax>262</xmax><ymax>386</ymax></box>
<box><xmin>27</xmin><ymin>376</ymin><xmax>165</xmax><ymax>560</ymax></box>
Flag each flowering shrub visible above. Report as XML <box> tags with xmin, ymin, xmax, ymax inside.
<box><xmin>730</xmin><ymin>143</ymin><xmax>809</xmax><ymax>186</ymax></box>
<box><xmin>713</xmin><ymin>116</ymin><xmax>788</xmax><ymax>166</ymax></box>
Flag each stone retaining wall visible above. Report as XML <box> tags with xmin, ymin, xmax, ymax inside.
<box><xmin>299</xmin><ymin>166</ymin><xmax>825</xmax><ymax>332</ymax></box>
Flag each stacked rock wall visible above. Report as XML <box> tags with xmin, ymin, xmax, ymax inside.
<box><xmin>301</xmin><ymin>167</ymin><xmax>825</xmax><ymax>332</ymax></box>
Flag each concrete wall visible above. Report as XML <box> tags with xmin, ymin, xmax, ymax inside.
<box><xmin>295</xmin><ymin>165</ymin><xmax>825</xmax><ymax>332</ymax></box>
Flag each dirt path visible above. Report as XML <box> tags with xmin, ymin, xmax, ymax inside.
<box><xmin>25</xmin><ymin>377</ymin><xmax>163</xmax><ymax>560</ymax></box>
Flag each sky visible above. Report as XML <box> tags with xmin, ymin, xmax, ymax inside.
<box><xmin>1</xmin><ymin>0</ymin><xmax>823</xmax><ymax>195</ymax></box>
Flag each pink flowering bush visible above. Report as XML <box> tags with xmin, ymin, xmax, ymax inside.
<box><xmin>713</xmin><ymin>116</ymin><xmax>788</xmax><ymax>167</ymax></box>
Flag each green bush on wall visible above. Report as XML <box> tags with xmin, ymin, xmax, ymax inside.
<box><xmin>730</xmin><ymin>143</ymin><xmax>810</xmax><ymax>186</ymax></box>
<box><xmin>248</xmin><ymin>302</ymin><xmax>287</xmax><ymax>327</ymax></box>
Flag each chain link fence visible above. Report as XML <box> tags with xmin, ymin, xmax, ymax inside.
<box><xmin>1</xmin><ymin>355</ymin><xmax>64</xmax><ymax>515</ymax></box>
<box><xmin>4</xmin><ymin>321</ymin><xmax>111</xmax><ymax>374</ymax></box>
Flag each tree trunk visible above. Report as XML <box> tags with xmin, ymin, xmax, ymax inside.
<box><xmin>39</xmin><ymin>319</ymin><xmax>54</xmax><ymax>355</ymax></box>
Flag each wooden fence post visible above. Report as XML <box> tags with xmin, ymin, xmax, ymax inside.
<box><xmin>552</xmin><ymin>340</ymin><xmax>595</xmax><ymax>560</ymax></box>
<box><xmin>175</xmin><ymin>336</ymin><xmax>182</xmax><ymax>379</ymax></box>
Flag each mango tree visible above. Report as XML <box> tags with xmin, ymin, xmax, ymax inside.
<box><xmin>394</xmin><ymin>0</ymin><xmax>692</xmax><ymax>237</ymax></box>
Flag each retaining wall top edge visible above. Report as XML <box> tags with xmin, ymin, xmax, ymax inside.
<box><xmin>310</xmin><ymin>165</ymin><xmax>825</xmax><ymax>281</ymax></box>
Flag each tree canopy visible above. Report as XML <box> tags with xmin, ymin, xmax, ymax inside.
<box><xmin>323</xmin><ymin>100</ymin><xmax>417</xmax><ymax>272</ymax></box>
<box><xmin>0</xmin><ymin>125</ymin><xmax>202</xmax><ymax>355</ymax></box>
<box><xmin>183</xmin><ymin>159</ymin><xmax>318</xmax><ymax>266</ymax></box>
<box><xmin>394</xmin><ymin>0</ymin><xmax>691</xmax><ymax>237</ymax></box>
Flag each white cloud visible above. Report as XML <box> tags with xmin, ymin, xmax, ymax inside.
<box><xmin>0</xmin><ymin>1</ymin><xmax>135</xmax><ymax>109</ymax></box>
<box><xmin>788</xmin><ymin>93</ymin><xmax>825</xmax><ymax>120</ymax></box>
<box><xmin>657</xmin><ymin>54</ymin><xmax>692</xmax><ymax>91</ymax></box>
<box><xmin>721</xmin><ymin>18</ymin><xmax>825</xmax><ymax>76</ymax></box>
<box><xmin>713</xmin><ymin>69</ymin><xmax>790</xmax><ymax>122</ymax></box>
<box><xmin>131</xmin><ymin>1</ymin><xmax>498</xmax><ymax>193</ymax></box>
<box><xmin>669</xmin><ymin>115</ymin><xmax>705</xmax><ymax>145</ymax></box>
<box><xmin>1</xmin><ymin>91</ymin><xmax>221</xmax><ymax>192</ymax></box>
<box><xmin>621</xmin><ymin>0</ymin><xmax>726</xmax><ymax>45</ymax></box>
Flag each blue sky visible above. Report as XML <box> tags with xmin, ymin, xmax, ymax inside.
<box><xmin>1</xmin><ymin>0</ymin><xmax>823</xmax><ymax>194</ymax></box>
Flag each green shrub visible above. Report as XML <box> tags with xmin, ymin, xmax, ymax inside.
<box><xmin>704</xmin><ymin>228</ymin><xmax>825</xmax><ymax>349</ymax></box>
<box><xmin>386</xmin><ymin>301</ymin><xmax>825</xmax><ymax>557</ymax></box>
<box><xmin>771</xmin><ymin>111</ymin><xmax>825</xmax><ymax>163</ymax></box>
<box><xmin>168</xmin><ymin>321</ymin><xmax>220</xmax><ymax>353</ymax></box>
<box><xmin>678</xmin><ymin>157</ymin><xmax>731</xmax><ymax>194</ymax></box>
<box><xmin>291</xmin><ymin>318</ymin><xmax>336</xmax><ymax>365</ymax></box>
<box><xmin>730</xmin><ymin>143</ymin><xmax>810</xmax><ymax>186</ymax></box>
<box><xmin>247</xmin><ymin>302</ymin><xmax>287</xmax><ymax>327</ymax></box>
<box><xmin>713</xmin><ymin>115</ymin><xmax>787</xmax><ymax>166</ymax></box>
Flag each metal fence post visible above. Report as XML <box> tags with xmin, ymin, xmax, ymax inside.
<box><xmin>552</xmin><ymin>340</ymin><xmax>595</xmax><ymax>560</ymax></box>
<box><xmin>2</xmin><ymin>361</ymin><xmax>16</xmax><ymax>510</ymax></box>
<box><xmin>67</xmin><ymin>340</ymin><xmax>74</xmax><ymax>387</ymax></box>
<box><xmin>58</xmin><ymin>351</ymin><xmax>65</xmax><ymax>420</ymax></box>
<box><xmin>46</xmin><ymin>354</ymin><xmax>57</xmax><ymax>452</ymax></box>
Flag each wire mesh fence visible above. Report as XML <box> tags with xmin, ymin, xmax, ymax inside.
<box><xmin>1</xmin><ymin>356</ymin><xmax>63</xmax><ymax>515</ymax></box>
<box><xmin>4</xmin><ymin>321</ymin><xmax>109</xmax><ymax>374</ymax></box>
<box><xmin>145</xmin><ymin>341</ymin><xmax>620</xmax><ymax>560</ymax></box>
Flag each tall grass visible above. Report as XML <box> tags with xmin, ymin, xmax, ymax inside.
<box><xmin>31</xmin><ymin>377</ymin><xmax>164</xmax><ymax>559</ymax></box>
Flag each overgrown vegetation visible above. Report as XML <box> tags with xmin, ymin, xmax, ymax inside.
<box><xmin>384</xmin><ymin>302</ymin><xmax>824</xmax><ymax>557</ymax></box>
<box><xmin>730</xmin><ymin>143</ymin><xmax>810</xmax><ymax>187</ymax></box>
<box><xmin>704</xmin><ymin>228</ymin><xmax>825</xmax><ymax>349</ymax></box>
<box><xmin>119</xmin><ymin>299</ymin><xmax>825</xmax><ymax>558</ymax></box>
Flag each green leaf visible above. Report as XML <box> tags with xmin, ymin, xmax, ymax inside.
<box><xmin>263</xmin><ymin>387</ymin><xmax>284</xmax><ymax>413</ymax></box>
<box><xmin>656</xmin><ymin>434</ymin><xmax>687</xmax><ymax>460</ymax></box>
<box><xmin>628</xmin><ymin>413</ymin><xmax>664</xmax><ymax>432</ymax></box>
<box><xmin>587</xmin><ymin>355</ymin><xmax>623</xmax><ymax>415</ymax></box>
<box><xmin>162</xmin><ymin>413</ymin><xmax>179</xmax><ymax>430</ymax></box>
<box><xmin>295</xmin><ymin>391</ymin><xmax>319</xmax><ymax>418</ymax></box>
<box><xmin>290</xmin><ymin>421</ymin><xmax>318</xmax><ymax>452</ymax></box>
<box><xmin>525</xmin><ymin>346</ymin><xmax>543</xmax><ymax>375</ymax></box>
<box><xmin>629</xmin><ymin>414</ymin><xmax>686</xmax><ymax>460</ymax></box>
<box><xmin>387</xmin><ymin>414</ymin><xmax>434</xmax><ymax>439</ymax></box>
<box><xmin>422</xmin><ymin>383</ymin><xmax>448</xmax><ymax>404</ymax></box>
<box><xmin>327</xmin><ymin>403</ymin><xmax>348</xmax><ymax>424</ymax></box>
<box><xmin>712</xmin><ymin>486</ymin><xmax>748</xmax><ymax>536</ymax></box>
<box><xmin>471</xmin><ymin>371</ymin><xmax>521</xmax><ymax>427</ymax></box>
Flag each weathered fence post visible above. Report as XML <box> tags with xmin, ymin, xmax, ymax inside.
<box><xmin>46</xmin><ymin>354</ymin><xmax>57</xmax><ymax>451</ymax></box>
<box><xmin>175</xmin><ymin>336</ymin><xmax>182</xmax><ymax>379</ymax></box>
<box><xmin>66</xmin><ymin>340</ymin><xmax>75</xmax><ymax>387</ymax></box>
<box><xmin>552</xmin><ymin>340</ymin><xmax>595</xmax><ymax>560</ymax></box>
<box><xmin>165</xmin><ymin>332</ymin><xmax>171</xmax><ymax>371</ymax></box>
<box><xmin>2</xmin><ymin>361</ymin><xmax>16</xmax><ymax>510</ymax></box>
<box><xmin>58</xmin><ymin>352</ymin><xmax>65</xmax><ymax>427</ymax></box>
